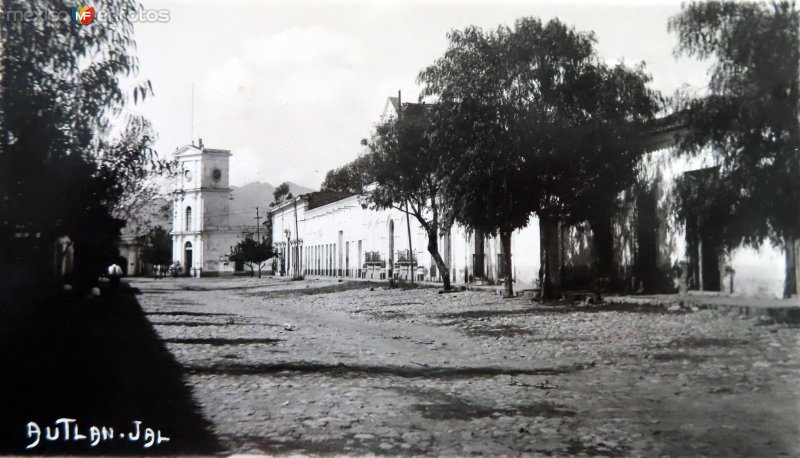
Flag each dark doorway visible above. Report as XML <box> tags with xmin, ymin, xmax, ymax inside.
<box><xmin>388</xmin><ymin>221</ymin><xmax>394</xmax><ymax>280</ymax></box>
<box><xmin>473</xmin><ymin>228</ymin><xmax>485</xmax><ymax>279</ymax></box>
<box><xmin>682</xmin><ymin>168</ymin><xmax>723</xmax><ymax>292</ymax></box>
<box><xmin>686</xmin><ymin>229</ymin><xmax>722</xmax><ymax>292</ymax></box>
<box><xmin>636</xmin><ymin>188</ymin><xmax>659</xmax><ymax>292</ymax></box>
<box><xmin>700</xmin><ymin>236</ymin><xmax>721</xmax><ymax>291</ymax></box>
<box><xmin>338</xmin><ymin>231</ymin><xmax>344</xmax><ymax>277</ymax></box>
<box><xmin>184</xmin><ymin>241</ymin><xmax>193</xmax><ymax>276</ymax></box>
<box><xmin>118</xmin><ymin>256</ymin><xmax>129</xmax><ymax>276</ymax></box>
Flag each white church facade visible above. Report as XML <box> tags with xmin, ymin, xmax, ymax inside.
<box><xmin>171</xmin><ymin>144</ymin><xmax>244</xmax><ymax>276</ymax></box>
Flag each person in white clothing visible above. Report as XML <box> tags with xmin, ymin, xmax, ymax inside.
<box><xmin>108</xmin><ymin>263</ymin><xmax>123</xmax><ymax>288</ymax></box>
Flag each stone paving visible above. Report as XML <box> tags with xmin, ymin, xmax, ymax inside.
<box><xmin>132</xmin><ymin>276</ymin><xmax>800</xmax><ymax>456</ymax></box>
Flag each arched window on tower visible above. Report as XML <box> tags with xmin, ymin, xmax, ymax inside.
<box><xmin>185</xmin><ymin>206</ymin><xmax>192</xmax><ymax>231</ymax></box>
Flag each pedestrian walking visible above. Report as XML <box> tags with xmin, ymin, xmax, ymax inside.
<box><xmin>107</xmin><ymin>263</ymin><xmax>123</xmax><ymax>289</ymax></box>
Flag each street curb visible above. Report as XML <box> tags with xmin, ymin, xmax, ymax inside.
<box><xmin>606</xmin><ymin>295</ymin><xmax>800</xmax><ymax>324</ymax></box>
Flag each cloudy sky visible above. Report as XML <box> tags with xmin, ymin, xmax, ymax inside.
<box><xmin>131</xmin><ymin>0</ymin><xmax>710</xmax><ymax>189</ymax></box>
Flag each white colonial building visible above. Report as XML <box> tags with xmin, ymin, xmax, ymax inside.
<box><xmin>270</xmin><ymin>191</ymin><xmax>541</xmax><ymax>287</ymax></box>
<box><xmin>266</xmin><ymin>98</ymin><xmax>791</xmax><ymax>298</ymax></box>
<box><xmin>171</xmin><ymin>143</ymin><xmax>244</xmax><ymax>276</ymax></box>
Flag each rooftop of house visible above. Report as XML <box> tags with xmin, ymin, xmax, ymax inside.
<box><xmin>384</xmin><ymin>96</ymin><xmax>431</xmax><ymax>120</ymax></box>
<box><xmin>306</xmin><ymin>190</ymin><xmax>356</xmax><ymax>210</ymax></box>
<box><xmin>270</xmin><ymin>190</ymin><xmax>355</xmax><ymax>213</ymax></box>
<box><xmin>174</xmin><ymin>140</ymin><xmax>232</xmax><ymax>156</ymax></box>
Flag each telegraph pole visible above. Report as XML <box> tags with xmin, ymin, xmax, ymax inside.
<box><xmin>398</xmin><ymin>89</ymin><xmax>415</xmax><ymax>284</ymax></box>
<box><xmin>293</xmin><ymin>197</ymin><xmax>301</xmax><ymax>279</ymax></box>
<box><xmin>255</xmin><ymin>206</ymin><xmax>262</xmax><ymax>241</ymax></box>
<box><xmin>254</xmin><ymin>206</ymin><xmax>263</xmax><ymax>278</ymax></box>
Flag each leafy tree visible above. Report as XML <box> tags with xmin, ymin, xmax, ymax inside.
<box><xmin>421</xmin><ymin>17</ymin><xmax>660</xmax><ymax>297</ymax></box>
<box><xmin>419</xmin><ymin>18</ymin><xmax>601</xmax><ymax>297</ymax></box>
<box><xmin>136</xmin><ymin>226</ymin><xmax>173</xmax><ymax>267</ymax></box>
<box><xmin>556</xmin><ymin>63</ymin><xmax>661</xmax><ymax>289</ymax></box>
<box><xmin>320</xmin><ymin>154</ymin><xmax>374</xmax><ymax>195</ymax></box>
<box><xmin>272</xmin><ymin>182</ymin><xmax>291</xmax><ymax>203</ymax></box>
<box><xmin>0</xmin><ymin>0</ymin><xmax>161</xmax><ymax>292</ymax></box>
<box><xmin>670</xmin><ymin>166</ymin><xmax>766</xmax><ymax>289</ymax></box>
<box><xmin>230</xmin><ymin>236</ymin><xmax>273</xmax><ymax>278</ymax></box>
<box><xmin>364</xmin><ymin>108</ymin><xmax>453</xmax><ymax>290</ymax></box>
<box><xmin>669</xmin><ymin>1</ymin><xmax>800</xmax><ymax>297</ymax></box>
<box><xmin>106</xmin><ymin>118</ymin><xmax>176</xmax><ymax>235</ymax></box>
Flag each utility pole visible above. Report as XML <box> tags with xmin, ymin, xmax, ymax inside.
<box><xmin>398</xmin><ymin>89</ymin><xmax>415</xmax><ymax>284</ymax></box>
<box><xmin>397</xmin><ymin>89</ymin><xmax>401</xmax><ymax>121</ymax></box>
<box><xmin>293</xmin><ymin>197</ymin><xmax>301</xmax><ymax>279</ymax></box>
<box><xmin>254</xmin><ymin>206</ymin><xmax>262</xmax><ymax>278</ymax></box>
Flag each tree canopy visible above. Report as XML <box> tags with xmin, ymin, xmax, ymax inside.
<box><xmin>272</xmin><ymin>182</ymin><xmax>292</xmax><ymax>203</ymax></box>
<box><xmin>669</xmin><ymin>0</ymin><xmax>800</xmax><ymax>296</ymax></box>
<box><xmin>320</xmin><ymin>154</ymin><xmax>374</xmax><ymax>195</ymax></box>
<box><xmin>136</xmin><ymin>226</ymin><xmax>173</xmax><ymax>267</ymax></box>
<box><xmin>0</xmin><ymin>0</ymin><xmax>166</xmax><ymax>292</ymax></box>
<box><xmin>363</xmin><ymin>106</ymin><xmax>453</xmax><ymax>290</ymax></box>
<box><xmin>419</xmin><ymin>17</ymin><xmax>660</xmax><ymax>296</ymax></box>
<box><xmin>230</xmin><ymin>236</ymin><xmax>273</xmax><ymax>278</ymax></box>
<box><xmin>554</xmin><ymin>62</ymin><xmax>662</xmax><ymax>286</ymax></box>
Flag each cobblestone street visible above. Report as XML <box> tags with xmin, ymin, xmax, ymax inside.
<box><xmin>132</xmin><ymin>277</ymin><xmax>800</xmax><ymax>456</ymax></box>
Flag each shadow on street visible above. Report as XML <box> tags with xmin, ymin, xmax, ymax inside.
<box><xmin>0</xmin><ymin>283</ymin><xmax>220</xmax><ymax>455</ymax></box>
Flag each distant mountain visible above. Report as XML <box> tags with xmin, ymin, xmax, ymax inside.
<box><xmin>229</xmin><ymin>181</ymin><xmax>316</xmax><ymax>226</ymax></box>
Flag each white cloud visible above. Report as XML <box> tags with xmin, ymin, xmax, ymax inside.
<box><xmin>134</xmin><ymin>0</ymin><xmax>709</xmax><ymax>189</ymax></box>
<box><xmin>188</xmin><ymin>26</ymin><xmax>375</xmax><ymax>187</ymax></box>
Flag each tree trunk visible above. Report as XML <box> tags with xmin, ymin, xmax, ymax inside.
<box><xmin>427</xmin><ymin>230</ymin><xmax>451</xmax><ymax>291</ymax></box>
<box><xmin>784</xmin><ymin>235</ymin><xmax>797</xmax><ymax>299</ymax></box>
<box><xmin>539</xmin><ymin>216</ymin><xmax>561</xmax><ymax>300</ymax></box>
<box><xmin>473</xmin><ymin>227</ymin><xmax>485</xmax><ymax>280</ymax></box>
<box><xmin>590</xmin><ymin>217</ymin><xmax>615</xmax><ymax>292</ymax></box>
<box><xmin>500</xmin><ymin>229</ymin><xmax>513</xmax><ymax>297</ymax></box>
<box><xmin>405</xmin><ymin>201</ymin><xmax>414</xmax><ymax>284</ymax></box>
<box><xmin>796</xmin><ymin>239</ymin><xmax>800</xmax><ymax>299</ymax></box>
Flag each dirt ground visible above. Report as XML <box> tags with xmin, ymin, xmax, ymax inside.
<box><xmin>132</xmin><ymin>276</ymin><xmax>800</xmax><ymax>457</ymax></box>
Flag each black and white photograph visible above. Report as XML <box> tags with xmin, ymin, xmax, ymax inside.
<box><xmin>1</xmin><ymin>0</ymin><xmax>799</xmax><ymax>456</ymax></box>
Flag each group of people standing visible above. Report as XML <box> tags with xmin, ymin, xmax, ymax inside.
<box><xmin>152</xmin><ymin>262</ymin><xmax>183</xmax><ymax>279</ymax></box>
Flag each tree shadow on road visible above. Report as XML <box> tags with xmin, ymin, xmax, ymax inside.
<box><xmin>0</xmin><ymin>283</ymin><xmax>220</xmax><ymax>455</ymax></box>
<box><xmin>184</xmin><ymin>360</ymin><xmax>593</xmax><ymax>379</ymax></box>
<box><xmin>436</xmin><ymin>302</ymin><xmax>688</xmax><ymax>320</ymax></box>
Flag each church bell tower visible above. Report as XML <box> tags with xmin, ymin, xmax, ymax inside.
<box><xmin>172</xmin><ymin>140</ymin><xmax>237</xmax><ymax>276</ymax></box>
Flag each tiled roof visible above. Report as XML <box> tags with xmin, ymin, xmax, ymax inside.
<box><xmin>203</xmin><ymin>148</ymin><xmax>232</xmax><ymax>155</ymax></box>
<box><xmin>305</xmin><ymin>191</ymin><xmax>355</xmax><ymax>210</ymax></box>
